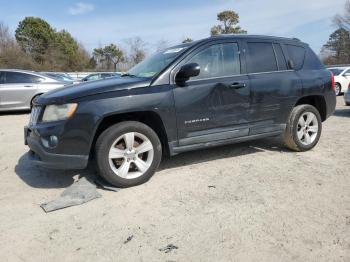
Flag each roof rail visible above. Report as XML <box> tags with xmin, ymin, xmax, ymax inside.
<box><xmin>209</xmin><ymin>34</ymin><xmax>302</xmax><ymax>42</ymax></box>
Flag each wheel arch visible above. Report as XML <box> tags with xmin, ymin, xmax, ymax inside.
<box><xmin>91</xmin><ymin>111</ymin><xmax>170</xmax><ymax>157</ymax></box>
<box><xmin>30</xmin><ymin>93</ymin><xmax>43</xmax><ymax>107</ymax></box>
<box><xmin>335</xmin><ymin>82</ymin><xmax>342</xmax><ymax>90</ymax></box>
<box><xmin>294</xmin><ymin>95</ymin><xmax>327</xmax><ymax>121</ymax></box>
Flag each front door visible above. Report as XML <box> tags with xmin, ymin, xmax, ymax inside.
<box><xmin>172</xmin><ymin>41</ymin><xmax>251</xmax><ymax>146</ymax></box>
<box><xmin>0</xmin><ymin>71</ymin><xmax>39</xmax><ymax>110</ymax></box>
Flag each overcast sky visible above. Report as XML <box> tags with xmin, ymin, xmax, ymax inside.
<box><xmin>0</xmin><ymin>0</ymin><xmax>347</xmax><ymax>54</ymax></box>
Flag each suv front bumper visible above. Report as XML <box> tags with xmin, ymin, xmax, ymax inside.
<box><xmin>25</xmin><ymin>126</ymin><xmax>89</xmax><ymax>170</ymax></box>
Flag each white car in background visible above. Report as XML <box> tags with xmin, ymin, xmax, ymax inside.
<box><xmin>328</xmin><ymin>67</ymin><xmax>350</xmax><ymax>96</ymax></box>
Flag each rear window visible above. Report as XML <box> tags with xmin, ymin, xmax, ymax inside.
<box><xmin>5</xmin><ymin>72</ymin><xmax>42</xmax><ymax>84</ymax></box>
<box><xmin>286</xmin><ymin>44</ymin><xmax>305</xmax><ymax>70</ymax></box>
<box><xmin>303</xmin><ymin>48</ymin><xmax>324</xmax><ymax>70</ymax></box>
<box><xmin>273</xmin><ymin>43</ymin><xmax>287</xmax><ymax>70</ymax></box>
<box><xmin>247</xmin><ymin>42</ymin><xmax>278</xmax><ymax>73</ymax></box>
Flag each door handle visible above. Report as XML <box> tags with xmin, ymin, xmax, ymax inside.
<box><xmin>24</xmin><ymin>85</ymin><xmax>34</xmax><ymax>88</ymax></box>
<box><xmin>229</xmin><ymin>82</ymin><xmax>246</xmax><ymax>89</ymax></box>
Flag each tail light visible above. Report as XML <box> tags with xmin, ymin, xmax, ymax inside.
<box><xmin>331</xmin><ymin>71</ymin><xmax>335</xmax><ymax>91</ymax></box>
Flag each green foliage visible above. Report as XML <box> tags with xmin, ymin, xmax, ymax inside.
<box><xmin>15</xmin><ymin>17</ymin><xmax>56</xmax><ymax>63</ymax></box>
<box><xmin>93</xmin><ymin>44</ymin><xmax>124</xmax><ymax>70</ymax></box>
<box><xmin>0</xmin><ymin>22</ymin><xmax>38</xmax><ymax>70</ymax></box>
<box><xmin>13</xmin><ymin>17</ymin><xmax>93</xmax><ymax>71</ymax></box>
<box><xmin>322</xmin><ymin>28</ymin><xmax>350</xmax><ymax>64</ymax></box>
<box><xmin>55</xmin><ymin>30</ymin><xmax>79</xmax><ymax>59</ymax></box>
<box><xmin>211</xmin><ymin>10</ymin><xmax>247</xmax><ymax>36</ymax></box>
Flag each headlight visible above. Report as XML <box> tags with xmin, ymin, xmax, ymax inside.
<box><xmin>42</xmin><ymin>103</ymin><xmax>78</xmax><ymax>122</ymax></box>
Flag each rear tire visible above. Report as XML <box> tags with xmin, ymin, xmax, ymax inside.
<box><xmin>95</xmin><ymin>121</ymin><xmax>162</xmax><ymax>188</ymax></box>
<box><xmin>283</xmin><ymin>105</ymin><xmax>322</xmax><ymax>152</ymax></box>
<box><xmin>335</xmin><ymin>83</ymin><xmax>341</xmax><ymax>96</ymax></box>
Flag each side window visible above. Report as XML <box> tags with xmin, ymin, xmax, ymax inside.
<box><xmin>5</xmin><ymin>72</ymin><xmax>42</xmax><ymax>84</ymax></box>
<box><xmin>187</xmin><ymin>43</ymin><xmax>241</xmax><ymax>80</ymax></box>
<box><xmin>88</xmin><ymin>74</ymin><xmax>99</xmax><ymax>80</ymax></box>
<box><xmin>247</xmin><ymin>42</ymin><xmax>278</xmax><ymax>73</ymax></box>
<box><xmin>273</xmin><ymin>43</ymin><xmax>287</xmax><ymax>70</ymax></box>
<box><xmin>0</xmin><ymin>72</ymin><xmax>5</xmax><ymax>84</ymax></box>
<box><xmin>102</xmin><ymin>73</ymin><xmax>113</xmax><ymax>78</ymax></box>
<box><xmin>286</xmin><ymin>44</ymin><xmax>306</xmax><ymax>70</ymax></box>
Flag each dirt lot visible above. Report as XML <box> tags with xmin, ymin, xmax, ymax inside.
<box><xmin>0</xmin><ymin>97</ymin><xmax>349</xmax><ymax>262</ymax></box>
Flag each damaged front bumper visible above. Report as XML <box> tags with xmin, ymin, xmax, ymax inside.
<box><xmin>24</xmin><ymin>123</ymin><xmax>88</xmax><ymax>170</ymax></box>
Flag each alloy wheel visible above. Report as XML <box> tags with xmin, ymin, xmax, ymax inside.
<box><xmin>335</xmin><ymin>84</ymin><xmax>341</xmax><ymax>96</ymax></box>
<box><xmin>296</xmin><ymin>112</ymin><xmax>319</xmax><ymax>146</ymax></box>
<box><xmin>108</xmin><ymin>132</ymin><xmax>154</xmax><ymax>179</ymax></box>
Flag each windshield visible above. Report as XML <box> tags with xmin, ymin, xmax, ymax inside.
<box><xmin>329</xmin><ymin>68</ymin><xmax>343</xmax><ymax>76</ymax></box>
<box><xmin>128</xmin><ymin>44</ymin><xmax>191</xmax><ymax>78</ymax></box>
<box><xmin>45</xmin><ymin>73</ymin><xmax>73</xmax><ymax>82</ymax></box>
<box><xmin>58</xmin><ymin>73</ymin><xmax>74</xmax><ymax>81</ymax></box>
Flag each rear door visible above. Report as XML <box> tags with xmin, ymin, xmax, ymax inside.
<box><xmin>172</xmin><ymin>40</ymin><xmax>251</xmax><ymax>146</ymax></box>
<box><xmin>244</xmin><ymin>40</ymin><xmax>302</xmax><ymax>135</ymax></box>
<box><xmin>0</xmin><ymin>72</ymin><xmax>40</xmax><ymax>110</ymax></box>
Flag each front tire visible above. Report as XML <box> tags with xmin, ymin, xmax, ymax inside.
<box><xmin>95</xmin><ymin>121</ymin><xmax>162</xmax><ymax>187</ymax></box>
<box><xmin>283</xmin><ymin>105</ymin><xmax>322</xmax><ymax>152</ymax></box>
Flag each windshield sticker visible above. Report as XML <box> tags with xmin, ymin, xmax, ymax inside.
<box><xmin>164</xmin><ymin>48</ymin><xmax>184</xmax><ymax>54</ymax></box>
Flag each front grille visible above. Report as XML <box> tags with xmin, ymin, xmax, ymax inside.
<box><xmin>29</xmin><ymin>106</ymin><xmax>41</xmax><ymax>126</ymax></box>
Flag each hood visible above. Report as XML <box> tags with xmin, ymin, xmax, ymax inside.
<box><xmin>37</xmin><ymin>77</ymin><xmax>151</xmax><ymax>104</ymax></box>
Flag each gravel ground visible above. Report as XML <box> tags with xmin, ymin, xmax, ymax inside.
<box><xmin>0</xmin><ymin>97</ymin><xmax>349</xmax><ymax>262</ymax></box>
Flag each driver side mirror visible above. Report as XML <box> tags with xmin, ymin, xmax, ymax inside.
<box><xmin>344</xmin><ymin>73</ymin><xmax>350</xmax><ymax>77</ymax></box>
<box><xmin>175</xmin><ymin>63</ymin><xmax>200</xmax><ymax>86</ymax></box>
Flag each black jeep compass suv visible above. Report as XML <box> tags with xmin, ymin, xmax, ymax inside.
<box><xmin>25</xmin><ymin>35</ymin><xmax>336</xmax><ymax>187</ymax></box>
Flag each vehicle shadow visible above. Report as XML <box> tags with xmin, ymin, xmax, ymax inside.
<box><xmin>15</xmin><ymin>136</ymin><xmax>288</xmax><ymax>189</ymax></box>
<box><xmin>0</xmin><ymin>110</ymin><xmax>30</xmax><ymax>116</ymax></box>
<box><xmin>15</xmin><ymin>153</ymin><xmax>97</xmax><ymax>189</ymax></box>
<box><xmin>333</xmin><ymin>108</ymin><xmax>350</xmax><ymax>118</ymax></box>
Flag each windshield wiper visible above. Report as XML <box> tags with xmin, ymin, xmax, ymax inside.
<box><xmin>121</xmin><ymin>73</ymin><xmax>137</xmax><ymax>77</ymax></box>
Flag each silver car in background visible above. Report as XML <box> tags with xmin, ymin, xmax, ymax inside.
<box><xmin>0</xmin><ymin>69</ymin><xmax>69</xmax><ymax>112</ymax></box>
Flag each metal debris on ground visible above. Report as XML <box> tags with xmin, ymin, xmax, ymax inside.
<box><xmin>124</xmin><ymin>235</ymin><xmax>134</xmax><ymax>244</ymax></box>
<box><xmin>159</xmin><ymin>244</ymin><xmax>179</xmax><ymax>253</ymax></box>
<box><xmin>40</xmin><ymin>177</ymin><xmax>102</xmax><ymax>212</ymax></box>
